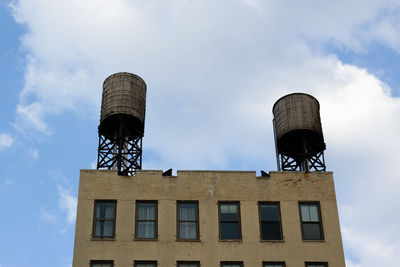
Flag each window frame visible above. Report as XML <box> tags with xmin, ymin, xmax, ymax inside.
<box><xmin>220</xmin><ymin>261</ymin><xmax>243</xmax><ymax>267</ymax></box>
<box><xmin>135</xmin><ymin>200</ymin><xmax>158</xmax><ymax>240</ymax></box>
<box><xmin>258</xmin><ymin>201</ymin><xmax>283</xmax><ymax>241</ymax></box>
<box><xmin>177</xmin><ymin>261</ymin><xmax>200</xmax><ymax>267</ymax></box>
<box><xmin>218</xmin><ymin>201</ymin><xmax>242</xmax><ymax>240</ymax></box>
<box><xmin>305</xmin><ymin>262</ymin><xmax>328</xmax><ymax>267</ymax></box>
<box><xmin>90</xmin><ymin>260</ymin><xmax>114</xmax><ymax>267</ymax></box>
<box><xmin>92</xmin><ymin>200</ymin><xmax>117</xmax><ymax>239</ymax></box>
<box><xmin>299</xmin><ymin>202</ymin><xmax>324</xmax><ymax>241</ymax></box>
<box><xmin>263</xmin><ymin>262</ymin><xmax>286</xmax><ymax>267</ymax></box>
<box><xmin>134</xmin><ymin>261</ymin><xmax>158</xmax><ymax>267</ymax></box>
<box><xmin>177</xmin><ymin>201</ymin><xmax>200</xmax><ymax>241</ymax></box>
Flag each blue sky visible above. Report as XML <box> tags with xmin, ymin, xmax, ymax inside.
<box><xmin>1</xmin><ymin>1</ymin><xmax>400</xmax><ymax>266</ymax></box>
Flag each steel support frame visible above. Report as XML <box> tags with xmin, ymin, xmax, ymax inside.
<box><xmin>97</xmin><ymin>134</ymin><xmax>142</xmax><ymax>176</ymax></box>
<box><xmin>277</xmin><ymin>152</ymin><xmax>326</xmax><ymax>172</ymax></box>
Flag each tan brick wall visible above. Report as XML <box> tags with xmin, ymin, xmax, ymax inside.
<box><xmin>72</xmin><ymin>170</ymin><xmax>345</xmax><ymax>267</ymax></box>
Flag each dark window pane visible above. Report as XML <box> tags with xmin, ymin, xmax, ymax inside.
<box><xmin>179</xmin><ymin>222</ymin><xmax>197</xmax><ymax>239</ymax></box>
<box><xmin>102</xmin><ymin>221</ymin><xmax>114</xmax><ymax>237</ymax></box>
<box><xmin>96</xmin><ymin>221</ymin><xmax>114</xmax><ymax>237</ymax></box>
<box><xmin>138</xmin><ymin>203</ymin><xmax>155</xmax><ymax>220</ymax></box>
<box><xmin>220</xmin><ymin>212</ymin><xmax>238</xmax><ymax>221</ymax></box>
<box><xmin>219</xmin><ymin>202</ymin><xmax>240</xmax><ymax>240</ymax></box>
<box><xmin>261</xmin><ymin>222</ymin><xmax>281</xmax><ymax>240</ymax></box>
<box><xmin>96</xmin><ymin>202</ymin><xmax>115</xmax><ymax>219</ymax></box>
<box><xmin>136</xmin><ymin>264</ymin><xmax>156</xmax><ymax>267</ymax></box>
<box><xmin>221</xmin><ymin>222</ymin><xmax>240</xmax><ymax>239</ymax></box>
<box><xmin>179</xmin><ymin>203</ymin><xmax>197</xmax><ymax>220</ymax></box>
<box><xmin>220</xmin><ymin>204</ymin><xmax>237</xmax><ymax>214</ymax></box>
<box><xmin>93</xmin><ymin>201</ymin><xmax>115</xmax><ymax>238</ymax></box>
<box><xmin>178</xmin><ymin>263</ymin><xmax>199</xmax><ymax>267</ymax></box>
<box><xmin>300</xmin><ymin>202</ymin><xmax>323</xmax><ymax>240</ymax></box>
<box><xmin>220</xmin><ymin>203</ymin><xmax>239</xmax><ymax>221</ymax></box>
<box><xmin>137</xmin><ymin>221</ymin><xmax>155</xmax><ymax>238</ymax></box>
<box><xmin>95</xmin><ymin>221</ymin><xmax>102</xmax><ymax>236</ymax></box>
<box><xmin>301</xmin><ymin>205</ymin><xmax>319</xmax><ymax>222</ymax></box>
<box><xmin>136</xmin><ymin>201</ymin><xmax>157</xmax><ymax>239</ymax></box>
<box><xmin>302</xmin><ymin>223</ymin><xmax>322</xmax><ymax>240</ymax></box>
<box><xmin>309</xmin><ymin>206</ymin><xmax>319</xmax><ymax>222</ymax></box>
<box><xmin>92</xmin><ymin>262</ymin><xmax>113</xmax><ymax>267</ymax></box>
<box><xmin>260</xmin><ymin>204</ymin><xmax>279</xmax><ymax>221</ymax></box>
<box><xmin>178</xmin><ymin>202</ymin><xmax>198</xmax><ymax>239</ymax></box>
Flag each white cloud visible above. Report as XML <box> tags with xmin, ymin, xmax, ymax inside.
<box><xmin>38</xmin><ymin>185</ymin><xmax>77</xmax><ymax>232</ymax></box>
<box><xmin>342</xmin><ymin>223</ymin><xmax>400</xmax><ymax>266</ymax></box>
<box><xmin>9</xmin><ymin>0</ymin><xmax>400</xmax><ymax>266</ymax></box>
<box><xmin>39</xmin><ymin>208</ymin><xmax>58</xmax><ymax>224</ymax></box>
<box><xmin>28</xmin><ymin>148</ymin><xmax>39</xmax><ymax>160</ymax></box>
<box><xmin>16</xmin><ymin>102</ymin><xmax>50</xmax><ymax>134</ymax></box>
<box><xmin>10</xmin><ymin>0</ymin><xmax>400</xmax><ymax>134</ymax></box>
<box><xmin>0</xmin><ymin>133</ymin><xmax>14</xmax><ymax>150</ymax></box>
<box><xmin>58</xmin><ymin>186</ymin><xmax>77</xmax><ymax>224</ymax></box>
<box><xmin>368</xmin><ymin>7</ymin><xmax>400</xmax><ymax>53</ymax></box>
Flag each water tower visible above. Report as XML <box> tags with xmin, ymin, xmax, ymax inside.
<box><xmin>272</xmin><ymin>93</ymin><xmax>326</xmax><ymax>172</ymax></box>
<box><xmin>97</xmin><ymin>72</ymin><xmax>147</xmax><ymax>175</ymax></box>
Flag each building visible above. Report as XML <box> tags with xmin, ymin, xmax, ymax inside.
<box><xmin>72</xmin><ymin>170</ymin><xmax>345</xmax><ymax>267</ymax></box>
<box><xmin>72</xmin><ymin>73</ymin><xmax>346</xmax><ymax>267</ymax></box>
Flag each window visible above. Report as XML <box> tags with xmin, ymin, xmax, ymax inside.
<box><xmin>264</xmin><ymin>262</ymin><xmax>285</xmax><ymax>267</ymax></box>
<box><xmin>259</xmin><ymin>202</ymin><xmax>282</xmax><ymax>240</ymax></box>
<box><xmin>135</xmin><ymin>201</ymin><xmax>157</xmax><ymax>239</ymax></box>
<box><xmin>134</xmin><ymin>261</ymin><xmax>157</xmax><ymax>267</ymax></box>
<box><xmin>220</xmin><ymin>262</ymin><xmax>243</xmax><ymax>267</ymax></box>
<box><xmin>299</xmin><ymin>202</ymin><xmax>324</xmax><ymax>240</ymax></box>
<box><xmin>305</xmin><ymin>262</ymin><xmax>327</xmax><ymax>267</ymax></box>
<box><xmin>92</xmin><ymin>200</ymin><xmax>116</xmax><ymax>238</ymax></box>
<box><xmin>177</xmin><ymin>201</ymin><xmax>199</xmax><ymax>240</ymax></box>
<box><xmin>177</xmin><ymin>261</ymin><xmax>200</xmax><ymax>267</ymax></box>
<box><xmin>90</xmin><ymin>260</ymin><xmax>113</xmax><ymax>267</ymax></box>
<box><xmin>219</xmin><ymin>202</ymin><xmax>241</xmax><ymax>240</ymax></box>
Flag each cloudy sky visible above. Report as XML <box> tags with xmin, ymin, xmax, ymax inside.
<box><xmin>1</xmin><ymin>0</ymin><xmax>400</xmax><ymax>266</ymax></box>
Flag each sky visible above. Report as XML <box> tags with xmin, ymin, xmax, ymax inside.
<box><xmin>1</xmin><ymin>0</ymin><xmax>400</xmax><ymax>266</ymax></box>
